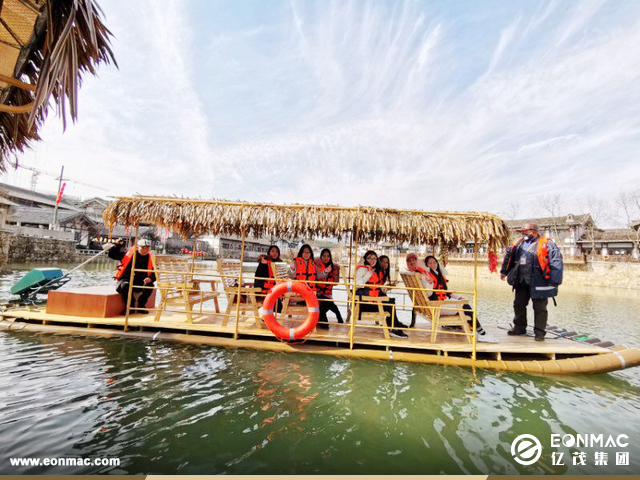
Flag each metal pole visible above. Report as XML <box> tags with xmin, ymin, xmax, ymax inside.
<box><xmin>29</xmin><ymin>249</ymin><xmax>106</xmax><ymax>297</ymax></box>
<box><xmin>52</xmin><ymin>165</ymin><xmax>64</xmax><ymax>229</ymax></box>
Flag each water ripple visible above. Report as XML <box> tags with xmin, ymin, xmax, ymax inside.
<box><xmin>2</xmin><ymin>267</ymin><xmax>640</xmax><ymax>473</ymax></box>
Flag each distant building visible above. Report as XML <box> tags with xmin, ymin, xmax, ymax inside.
<box><xmin>200</xmin><ymin>234</ymin><xmax>271</xmax><ymax>260</ymax></box>
<box><xmin>577</xmin><ymin>228</ymin><xmax>640</xmax><ymax>258</ymax></box>
<box><xmin>5</xmin><ymin>206</ymin><xmax>97</xmax><ymax>242</ymax></box>
<box><xmin>0</xmin><ymin>184</ymin><xmax>123</xmax><ymax>246</ymax></box>
<box><xmin>0</xmin><ymin>196</ymin><xmax>17</xmax><ymax>231</ymax></box>
<box><xmin>505</xmin><ymin>214</ymin><xmax>595</xmax><ymax>256</ymax></box>
<box><xmin>0</xmin><ymin>182</ymin><xmax>78</xmax><ymax>211</ymax></box>
<box><xmin>76</xmin><ymin>197</ymin><xmax>110</xmax><ymax>223</ymax></box>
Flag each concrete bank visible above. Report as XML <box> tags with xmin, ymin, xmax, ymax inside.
<box><xmin>446</xmin><ymin>259</ymin><xmax>640</xmax><ymax>290</ymax></box>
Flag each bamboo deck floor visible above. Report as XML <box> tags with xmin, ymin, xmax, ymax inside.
<box><xmin>3</xmin><ymin>306</ymin><xmax>608</xmax><ymax>356</ymax></box>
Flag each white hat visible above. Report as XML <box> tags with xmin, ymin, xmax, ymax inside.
<box><xmin>138</xmin><ymin>239</ymin><xmax>151</xmax><ymax>247</ymax></box>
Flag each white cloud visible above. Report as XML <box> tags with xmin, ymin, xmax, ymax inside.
<box><xmin>2</xmin><ymin>0</ymin><xmax>640</xmax><ymax>226</ymax></box>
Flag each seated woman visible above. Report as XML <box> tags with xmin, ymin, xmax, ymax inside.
<box><xmin>288</xmin><ymin>244</ymin><xmax>325</xmax><ymax>287</ymax></box>
<box><xmin>423</xmin><ymin>255</ymin><xmax>491</xmax><ymax>340</ymax></box>
<box><xmin>356</xmin><ymin>250</ymin><xmax>408</xmax><ymax>338</ymax></box>
<box><xmin>378</xmin><ymin>255</ymin><xmax>396</xmax><ymax>286</ymax></box>
<box><xmin>288</xmin><ymin>244</ymin><xmax>330</xmax><ymax>327</ymax></box>
<box><xmin>254</xmin><ymin>245</ymin><xmax>282</xmax><ymax>300</ymax></box>
<box><xmin>316</xmin><ymin>248</ymin><xmax>344</xmax><ymax>327</ymax></box>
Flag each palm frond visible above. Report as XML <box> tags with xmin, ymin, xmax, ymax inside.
<box><xmin>0</xmin><ymin>0</ymin><xmax>116</xmax><ymax>170</ymax></box>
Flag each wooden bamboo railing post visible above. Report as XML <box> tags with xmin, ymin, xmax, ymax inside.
<box><xmin>472</xmin><ymin>235</ymin><xmax>478</xmax><ymax>360</ymax></box>
<box><xmin>191</xmin><ymin>238</ymin><xmax>197</xmax><ymax>271</ymax></box>
<box><xmin>234</xmin><ymin>220</ymin><xmax>247</xmax><ymax>341</ymax></box>
<box><xmin>124</xmin><ymin>225</ymin><xmax>140</xmax><ymax>331</ymax></box>
<box><xmin>348</xmin><ymin>213</ymin><xmax>361</xmax><ymax>350</ymax></box>
<box><xmin>347</xmin><ymin>233</ymin><xmax>354</xmax><ymax>280</ymax></box>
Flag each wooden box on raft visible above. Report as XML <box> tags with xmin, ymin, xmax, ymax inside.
<box><xmin>46</xmin><ymin>286</ymin><xmax>156</xmax><ymax>318</ymax></box>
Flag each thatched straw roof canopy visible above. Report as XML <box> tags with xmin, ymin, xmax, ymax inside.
<box><xmin>104</xmin><ymin>196</ymin><xmax>511</xmax><ymax>250</ymax></box>
<box><xmin>0</xmin><ymin>0</ymin><xmax>116</xmax><ymax>170</ymax></box>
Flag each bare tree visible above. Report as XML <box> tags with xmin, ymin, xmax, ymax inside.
<box><xmin>615</xmin><ymin>189</ymin><xmax>640</xmax><ymax>259</ymax></box>
<box><xmin>576</xmin><ymin>195</ymin><xmax>610</xmax><ymax>258</ymax></box>
<box><xmin>501</xmin><ymin>201</ymin><xmax>521</xmax><ymax>220</ymax></box>
<box><xmin>535</xmin><ymin>193</ymin><xmax>565</xmax><ymax>241</ymax></box>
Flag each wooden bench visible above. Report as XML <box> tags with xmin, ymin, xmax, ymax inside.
<box><xmin>217</xmin><ymin>259</ymin><xmax>262</xmax><ymax>328</ymax></box>
<box><xmin>153</xmin><ymin>255</ymin><xmax>220</xmax><ymax>323</ymax></box>
<box><xmin>47</xmin><ymin>286</ymin><xmax>156</xmax><ymax>318</ymax></box>
<box><xmin>400</xmin><ymin>272</ymin><xmax>470</xmax><ymax>343</ymax></box>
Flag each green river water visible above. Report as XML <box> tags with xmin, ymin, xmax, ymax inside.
<box><xmin>1</xmin><ymin>261</ymin><xmax>639</xmax><ymax>474</ymax></box>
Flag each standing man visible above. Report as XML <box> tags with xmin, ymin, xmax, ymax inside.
<box><xmin>500</xmin><ymin>222</ymin><xmax>563</xmax><ymax>341</ymax></box>
<box><xmin>108</xmin><ymin>238</ymin><xmax>156</xmax><ymax>314</ymax></box>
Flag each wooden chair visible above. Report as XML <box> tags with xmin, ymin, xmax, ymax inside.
<box><xmin>217</xmin><ymin>259</ymin><xmax>263</xmax><ymax>328</ymax></box>
<box><xmin>276</xmin><ymin>263</ymin><xmax>313</xmax><ymax>321</ymax></box>
<box><xmin>153</xmin><ymin>255</ymin><xmax>220</xmax><ymax>323</ymax></box>
<box><xmin>342</xmin><ymin>266</ymin><xmax>390</xmax><ymax>339</ymax></box>
<box><xmin>400</xmin><ymin>272</ymin><xmax>470</xmax><ymax>343</ymax></box>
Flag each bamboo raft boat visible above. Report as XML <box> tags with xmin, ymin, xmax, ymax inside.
<box><xmin>2</xmin><ymin>196</ymin><xmax>639</xmax><ymax>375</ymax></box>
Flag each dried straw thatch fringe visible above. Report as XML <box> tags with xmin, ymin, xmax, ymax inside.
<box><xmin>0</xmin><ymin>0</ymin><xmax>116</xmax><ymax>170</ymax></box>
<box><xmin>104</xmin><ymin>196</ymin><xmax>511</xmax><ymax>250</ymax></box>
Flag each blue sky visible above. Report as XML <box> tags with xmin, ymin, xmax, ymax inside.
<box><xmin>2</xmin><ymin>0</ymin><xmax>640</xmax><ymax>221</ymax></box>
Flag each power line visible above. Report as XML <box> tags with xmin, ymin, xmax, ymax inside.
<box><xmin>12</xmin><ymin>163</ymin><xmax>108</xmax><ymax>192</ymax></box>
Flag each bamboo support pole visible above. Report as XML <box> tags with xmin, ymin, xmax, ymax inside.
<box><xmin>347</xmin><ymin>232</ymin><xmax>354</xmax><ymax>280</ymax></box>
<box><xmin>348</xmin><ymin>221</ymin><xmax>360</xmax><ymax>350</ymax></box>
<box><xmin>191</xmin><ymin>238</ymin><xmax>197</xmax><ymax>271</ymax></box>
<box><xmin>472</xmin><ymin>236</ymin><xmax>478</xmax><ymax>360</ymax></box>
<box><xmin>234</xmin><ymin>225</ymin><xmax>247</xmax><ymax>341</ymax></box>
<box><xmin>124</xmin><ymin>224</ymin><xmax>140</xmax><ymax>331</ymax></box>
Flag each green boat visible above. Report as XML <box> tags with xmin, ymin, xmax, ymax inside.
<box><xmin>10</xmin><ymin>268</ymin><xmax>69</xmax><ymax>300</ymax></box>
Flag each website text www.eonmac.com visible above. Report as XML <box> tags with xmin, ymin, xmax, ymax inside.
<box><xmin>10</xmin><ymin>457</ymin><xmax>120</xmax><ymax>468</ymax></box>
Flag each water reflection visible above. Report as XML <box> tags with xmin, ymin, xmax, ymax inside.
<box><xmin>2</xmin><ymin>263</ymin><xmax>640</xmax><ymax>473</ymax></box>
<box><xmin>1</xmin><ymin>333</ymin><xmax>639</xmax><ymax>474</ymax></box>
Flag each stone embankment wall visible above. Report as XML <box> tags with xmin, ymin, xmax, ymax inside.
<box><xmin>0</xmin><ymin>231</ymin><xmax>9</xmax><ymax>267</ymax></box>
<box><xmin>446</xmin><ymin>259</ymin><xmax>640</xmax><ymax>290</ymax></box>
<box><xmin>3</xmin><ymin>235</ymin><xmax>77</xmax><ymax>264</ymax></box>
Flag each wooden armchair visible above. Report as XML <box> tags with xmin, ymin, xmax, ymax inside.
<box><xmin>400</xmin><ymin>272</ymin><xmax>470</xmax><ymax>343</ymax></box>
<box><xmin>342</xmin><ymin>266</ymin><xmax>390</xmax><ymax>339</ymax></box>
<box><xmin>153</xmin><ymin>255</ymin><xmax>220</xmax><ymax>323</ymax></box>
<box><xmin>217</xmin><ymin>259</ymin><xmax>262</xmax><ymax>328</ymax></box>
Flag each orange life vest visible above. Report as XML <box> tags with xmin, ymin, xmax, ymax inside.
<box><xmin>295</xmin><ymin>257</ymin><xmax>318</xmax><ymax>291</ymax></box>
<box><xmin>512</xmin><ymin>235</ymin><xmax>551</xmax><ymax>279</ymax></box>
<box><xmin>316</xmin><ymin>261</ymin><xmax>337</xmax><ymax>297</ymax></box>
<box><xmin>357</xmin><ymin>265</ymin><xmax>383</xmax><ymax>297</ymax></box>
<box><xmin>426</xmin><ymin>270</ymin><xmax>449</xmax><ymax>300</ymax></box>
<box><xmin>414</xmin><ymin>266</ymin><xmax>429</xmax><ymax>276</ymax></box>
<box><xmin>115</xmin><ymin>248</ymin><xmax>154</xmax><ymax>281</ymax></box>
<box><xmin>260</xmin><ymin>260</ymin><xmax>277</xmax><ymax>294</ymax></box>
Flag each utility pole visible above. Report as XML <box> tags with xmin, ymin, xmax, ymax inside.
<box><xmin>52</xmin><ymin>165</ymin><xmax>64</xmax><ymax>229</ymax></box>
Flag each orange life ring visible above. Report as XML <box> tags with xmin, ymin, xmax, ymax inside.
<box><xmin>261</xmin><ymin>281</ymin><xmax>319</xmax><ymax>341</ymax></box>
<box><xmin>603</xmin><ymin>255</ymin><xmax>610</xmax><ymax>261</ymax></box>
